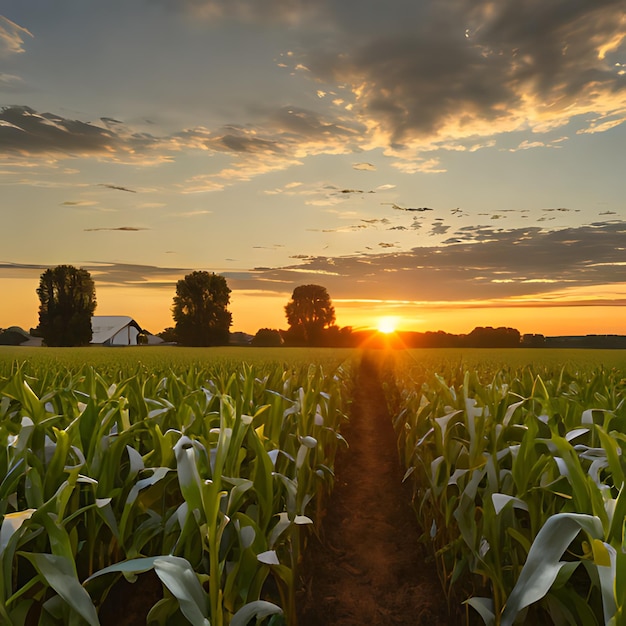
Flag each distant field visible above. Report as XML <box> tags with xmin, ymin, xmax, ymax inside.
<box><xmin>2</xmin><ymin>345</ymin><xmax>625</xmax><ymax>377</ymax></box>
<box><xmin>392</xmin><ymin>347</ymin><xmax>626</xmax><ymax>376</ymax></box>
<box><xmin>0</xmin><ymin>345</ymin><xmax>358</xmax><ymax>376</ymax></box>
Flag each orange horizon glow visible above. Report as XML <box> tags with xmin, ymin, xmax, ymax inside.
<box><xmin>1</xmin><ymin>277</ymin><xmax>626</xmax><ymax>339</ymax></box>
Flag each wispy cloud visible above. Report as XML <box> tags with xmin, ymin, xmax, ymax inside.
<box><xmin>0</xmin><ymin>106</ymin><xmax>162</xmax><ymax>160</ymax></box>
<box><xmin>0</xmin><ymin>103</ymin><xmax>371</xmax><ymax>193</ymax></box>
<box><xmin>175</xmin><ymin>210</ymin><xmax>212</xmax><ymax>217</ymax></box>
<box><xmin>61</xmin><ymin>200</ymin><xmax>98</xmax><ymax>207</ymax></box>
<box><xmin>158</xmin><ymin>0</ymin><xmax>326</xmax><ymax>25</ymax></box>
<box><xmin>97</xmin><ymin>183</ymin><xmax>137</xmax><ymax>193</ymax></box>
<box><xmin>2</xmin><ymin>221</ymin><xmax>625</xmax><ymax>310</ymax></box>
<box><xmin>238</xmin><ymin>221</ymin><xmax>626</xmax><ymax>303</ymax></box>
<box><xmin>577</xmin><ymin>113</ymin><xmax>626</xmax><ymax>135</ymax></box>
<box><xmin>392</xmin><ymin>157</ymin><xmax>446</xmax><ymax>174</ymax></box>
<box><xmin>84</xmin><ymin>226</ymin><xmax>149</xmax><ymax>232</ymax></box>
<box><xmin>353</xmin><ymin>162</ymin><xmax>376</xmax><ymax>171</ymax></box>
<box><xmin>0</xmin><ymin>73</ymin><xmax>24</xmax><ymax>90</ymax></box>
<box><xmin>0</xmin><ymin>16</ymin><xmax>32</xmax><ymax>58</ymax></box>
<box><xmin>263</xmin><ymin>180</ymin><xmax>395</xmax><ymax>207</ymax></box>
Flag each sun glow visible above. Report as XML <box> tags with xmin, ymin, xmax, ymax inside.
<box><xmin>377</xmin><ymin>316</ymin><xmax>398</xmax><ymax>334</ymax></box>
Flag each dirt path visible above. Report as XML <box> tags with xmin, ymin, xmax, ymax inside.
<box><xmin>297</xmin><ymin>353</ymin><xmax>450</xmax><ymax>625</ymax></box>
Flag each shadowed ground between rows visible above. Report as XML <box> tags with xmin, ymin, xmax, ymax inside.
<box><xmin>297</xmin><ymin>354</ymin><xmax>450</xmax><ymax>625</ymax></box>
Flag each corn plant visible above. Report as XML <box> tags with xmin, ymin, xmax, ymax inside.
<box><xmin>386</xmin><ymin>351</ymin><xmax>626</xmax><ymax>625</ymax></box>
<box><xmin>0</xmin><ymin>352</ymin><xmax>353</xmax><ymax>625</ymax></box>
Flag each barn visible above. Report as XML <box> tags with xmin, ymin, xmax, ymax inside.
<box><xmin>90</xmin><ymin>316</ymin><xmax>149</xmax><ymax>346</ymax></box>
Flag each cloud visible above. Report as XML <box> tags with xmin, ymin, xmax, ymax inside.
<box><xmin>577</xmin><ymin>113</ymin><xmax>626</xmax><ymax>135</ymax></box>
<box><xmin>300</xmin><ymin>0</ymin><xmax>626</xmax><ymax>148</ymax></box>
<box><xmin>84</xmin><ymin>227</ymin><xmax>149</xmax><ymax>232</ymax></box>
<box><xmin>392</xmin><ymin>157</ymin><xmax>447</xmax><ymax>174</ymax></box>
<box><xmin>263</xmin><ymin>180</ymin><xmax>379</xmax><ymax>207</ymax></box>
<box><xmin>512</xmin><ymin>140</ymin><xmax>553</xmax><ymax>151</ymax></box>
<box><xmin>429</xmin><ymin>223</ymin><xmax>451</xmax><ymax>236</ymax></box>
<box><xmin>157</xmin><ymin>0</ymin><xmax>326</xmax><ymax>25</ymax></box>
<box><xmin>0</xmin><ymin>261</ymin><xmax>184</xmax><ymax>287</ymax></box>
<box><xmin>181</xmin><ymin>154</ymin><xmax>305</xmax><ymax>191</ymax></box>
<box><xmin>240</xmin><ymin>221</ymin><xmax>626</xmax><ymax>303</ymax></box>
<box><xmin>0</xmin><ymin>73</ymin><xmax>24</xmax><ymax>90</ymax></box>
<box><xmin>98</xmin><ymin>183</ymin><xmax>137</xmax><ymax>193</ymax></box>
<box><xmin>79</xmin><ymin>262</ymin><xmax>187</xmax><ymax>287</ymax></box>
<box><xmin>3</xmin><ymin>1</ymin><xmax>625</xmax><ymax>185</ymax></box>
<box><xmin>175</xmin><ymin>210</ymin><xmax>212</xmax><ymax>217</ymax></box>
<box><xmin>212</xmin><ymin>107</ymin><xmax>363</xmax><ymax>156</ymax></box>
<box><xmin>61</xmin><ymin>200</ymin><xmax>98</xmax><ymax>207</ymax></box>
<box><xmin>3</xmin><ymin>222</ymin><xmax>625</xmax><ymax>315</ymax></box>
<box><xmin>0</xmin><ymin>106</ymin><xmax>163</xmax><ymax>160</ymax></box>
<box><xmin>0</xmin><ymin>16</ymin><xmax>32</xmax><ymax>58</ymax></box>
<box><xmin>0</xmin><ymin>104</ymin><xmax>369</xmax><ymax>191</ymax></box>
<box><xmin>177</xmin><ymin>109</ymin><xmax>361</xmax><ymax>186</ymax></box>
<box><xmin>383</xmin><ymin>203</ymin><xmax>433</xmax><ymax>212</ymax></box>
<box><xmin>353</xmin><ymin>162</ymin><xmax>376</xmax><ymax>171</ymax></box>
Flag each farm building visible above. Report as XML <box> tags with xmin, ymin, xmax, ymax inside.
<box><xmin>90</xmin><ymin>315</ymin><xmax>159</xmax><ymax>346</ymax></box>
<box><xmin>0</xmin><ymin>326</ymin><xmax>38</xmax><ymax>346</ymax></box>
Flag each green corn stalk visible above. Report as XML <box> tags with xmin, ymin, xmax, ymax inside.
<box><xmin>385</xmin><ymin>352</ymin><xmax>626</xmax><ymax>625</ymax></box>
<box><xmin>0</xmin><ymin>351</ymin><xmax>352</xmax><ymax>624</ymax></box>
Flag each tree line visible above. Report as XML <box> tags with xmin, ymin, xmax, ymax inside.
<box><xmin>28</xmin><ymin>264</ymin><xmax>544</xmax><ymax>349</ymax></box>
<box><xmin>32</xmin><ymin>265</ymin><xmax>343</xmax><ymax>347</ymax></box>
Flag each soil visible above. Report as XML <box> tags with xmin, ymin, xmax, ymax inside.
<box><xmin>296</xmin><ymin>352</ymin><xmax>451</xmax><ymax>626</ymax></box>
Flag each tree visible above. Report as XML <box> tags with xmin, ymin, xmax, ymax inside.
<box><xmin>172</xmin><ymin>271</ymin><xmax>232</xmax><ymax>346</ymax></box>
<box><xmin>37</xmin><ymin>265</ymin><xmax>97</xmax><ymax>346</ymax></box>
<box><xmin>284</xmin><ymin>284</ymin><xmax>335</xmax><ymax>346</ymax></box>
<box><xmin>158</xmin><ymin>327</ymin><xmax>179</xmax><ymax>343</ymax></box>
<box><xmin>465</xmin><ymin>326</ymin><xmax>521</xmax><ymax>348</ymax></box>
<box><xmin>251</xmin><ymin>328</ymin><xmax>283</xmax><ymax>347</ymax></box>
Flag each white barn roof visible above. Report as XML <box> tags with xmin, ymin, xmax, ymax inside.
<box><xmin>91</xmin><ymin>316</ymin><xmax>144</xmax><ymax>345</ymax></box>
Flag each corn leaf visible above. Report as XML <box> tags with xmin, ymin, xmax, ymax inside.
<box><xmin>153</xmin><ymin>556</ymin><xmax>210</xmax><ymax>626</ymax></box>
<box><xmin>501</xmin><ymin>513</ymin><xmax>604</xmax><ymax>626</ymax></box>
<box><xmin>464</xmin><ymin>597</ymin><xmax>495</xmax><ymax>625</ymax></box>
<box><xmin>230</xmin><ymin>600</ymin><xmax>283</xmax><ymax>626</ymax></box>
<box><xmin>21</xmin><ymin>553</ymin><xmax>99</xmax><ymax>625</ymax></box>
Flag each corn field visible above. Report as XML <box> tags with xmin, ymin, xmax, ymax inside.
<box><xmin>3</xmin><ymin>347</ymin><xmax>626</xmax><ymax>625</ymax></box>
<box><xmin>385</xmin><ymin>349</ymin><xmax>626</xmax><ymax>625</ymax></box>
<box><xmin>0</xmin><ymin>349</ymin><xmax>353</xmax><ymax>625</ymax></box>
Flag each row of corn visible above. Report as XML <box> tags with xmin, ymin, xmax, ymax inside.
<box><xmin>0</xmin><ymin>358</ymin><xmax>351</xmax><ymax>625</ymax></box>
<box><xmin>385</xmin><ymin>352</ymin><xmax>626</xmax><ymax>625</ymax></box>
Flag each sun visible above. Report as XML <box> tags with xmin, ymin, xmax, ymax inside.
<box><xmin>377</xmin><ymin>316</ymin><xmax>398</xmax><ymax>334</ymax></box>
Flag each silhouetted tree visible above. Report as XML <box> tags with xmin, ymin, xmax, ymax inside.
<box><xmin>320</xmin><ymin>325</ymin><xmax>354</xmax><ymax>347</ymax></box>
<box><xmin>172</xmin><ymin>271</ymin><xmax>232</xmax><ymax>346</ymax></box>
<box><xmin>251</xmin><ymin>328</ymin><xmax>283</xmax><ymax>347</ymax></box>
<box><xmin>37</xmin><ymin>265</ymin><xmax>97</xmax><ymax>346</ymax></box>
<box><xmin>465</xmin><ymin>326</ymin><xmax>521</xmax><ymax>348</ymax></box>
<box><xmin>158</xmin><ymin>327</ymin><xmax>179</xmax><ymax>343</ymax></box>
<box><xmin>522</xmin><ymin>333</ymin><xmax>546</xmax><ymax>347</ymax></box>
<box><xmin>284</xmin><ymin>284</ymin><xmax>335</xmax><ymax>346</ymax></box>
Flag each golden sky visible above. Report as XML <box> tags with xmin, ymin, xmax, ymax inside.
<box><xmin>1</xmin><ymin>2</ymin><xmax>625</xmax><ymax>336</ymax></box>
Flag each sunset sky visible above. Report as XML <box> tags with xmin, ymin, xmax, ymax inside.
<box><xmin>1</xmin><ymin>1</ymin><xmax>625</xmax><ymax>337</ymax></box>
